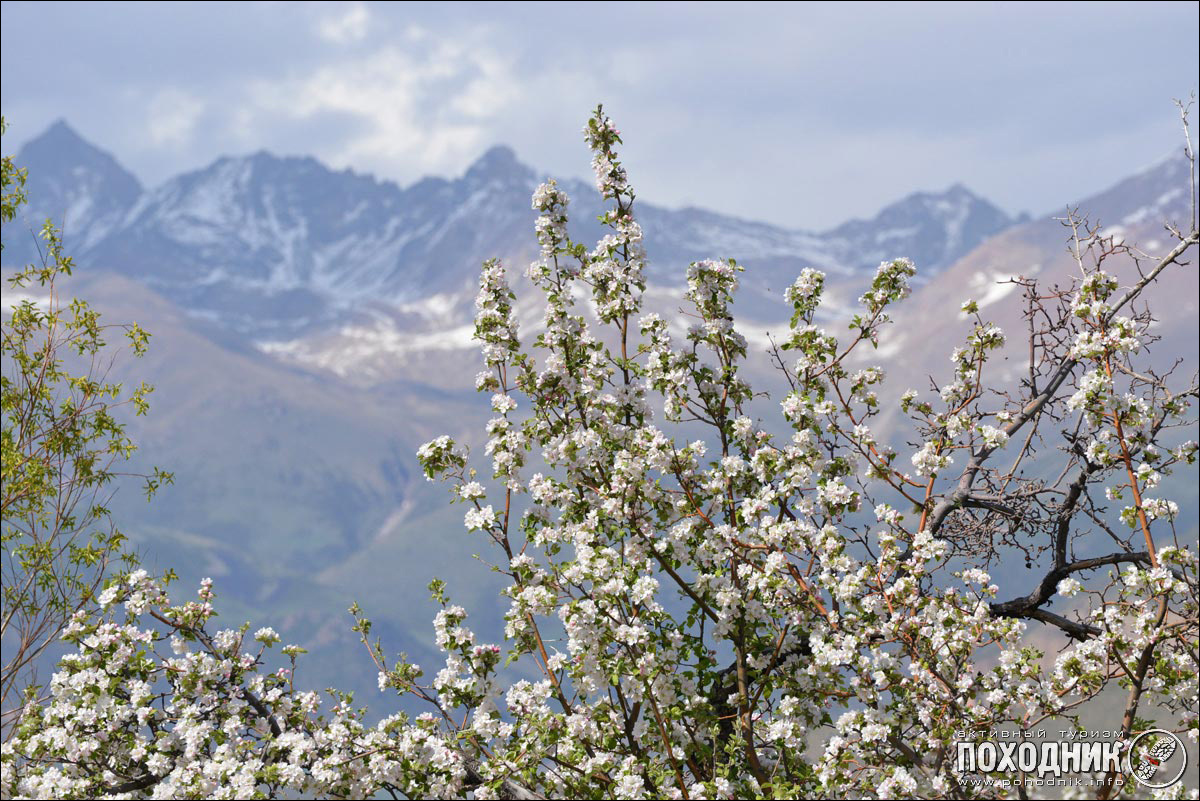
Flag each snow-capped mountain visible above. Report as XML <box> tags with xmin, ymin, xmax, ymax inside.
<box><xmin>823</xmin><ymin>183</ymin><xmax>1026</xmax><ymax>279</ymax></box>
<box><xmin>3</xmin><ymin>122</ymin><xmax>1019</xmax><ymax>339</ymax></box>
<box><xmin>3</xmin><ymin>121</ymin><xmax>142</xmax><ymax>258</ymax></box>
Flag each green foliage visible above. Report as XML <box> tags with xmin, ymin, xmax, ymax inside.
<box><xmin>0</xmin><ymin>117</ymin><xmax>173</xmax><ymax>723</ymax></box>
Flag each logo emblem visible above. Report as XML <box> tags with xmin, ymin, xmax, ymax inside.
<box><xmin>1125</xmin><ymin>729</ymin><xmax>1187</xmax><ymax>789</ymax></box>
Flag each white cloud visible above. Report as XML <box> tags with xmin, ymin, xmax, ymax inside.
<box><xmin>316</xmin><ymin>3</ymin><xmax>370</xmax><ymax>45</ymax></box>
<box><xmin>146</xmin><ymin>89</ymin><xmax>205</xmax><ymax>148</ymax></box>
<box><xmin>242</xmin><ymin>36</ymin><xmax>521</xmax><ymax>180</ymax></box>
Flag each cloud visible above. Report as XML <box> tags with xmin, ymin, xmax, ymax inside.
<box><xmin>240</xmin><ymin>32</ymin><xmax>520</xmax><ymax>180</ymax></box>
<box><xmin>146</xmin><ymin>89</ymin><xmax>206</xmax><ymax>148</ymax></box>
<box><xmin>316</xmin><ymin>3</ymin><xmax>371</xmax><ymax>45</ymax></box>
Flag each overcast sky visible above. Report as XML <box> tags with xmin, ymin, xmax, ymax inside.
<box><xmin>1</xmin><ymin>1</ymin><xmax>1197</xmax><ymax>229</ymax></box>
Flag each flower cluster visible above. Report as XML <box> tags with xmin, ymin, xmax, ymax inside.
<box><xmin>473</xmin><ymin>258</ymin><xmax>520</xmax><ymax>368</ymax></box>
<box><xmin>2</xmin><ymin>576</ymin><xmax>468</xmax><ymax>800</ymax></box>
<box><xmin>785</xmin><ymin>267</ymin><xmax>825</xmax><ymax>322</ymax></box>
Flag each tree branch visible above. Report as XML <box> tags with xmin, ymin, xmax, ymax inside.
<box><xmin>989</xmin><ymin>552</ymin><xmax>1151</xmax><ymax>639</ymax></box>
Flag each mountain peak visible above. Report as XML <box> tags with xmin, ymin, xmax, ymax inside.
<box><xmin>20</xmin><ymin>118</ymin><xmax>102</xmax><ymax>161</ymax></box>
<box><xmin>212</xmin><ymin>149</ymin><xmax>308</xmax><ymax>171</ymax></box>
<box><xmin>15</xmin><ymin>120</ymin><xmax>143</xmax><ymax>201</ymax></box>
<box><xmin>463</xmin><ymin>144</ymin><xmax>530</xmax><ymax>184</ymax></box>
<box><xmin>42</xmin><ymin>118</ymin><xmax>83</xmax><ymax>140</ymax></box>
<box><xmin>891</xmin><ymin>184</ymin><xmax>1008</xmax><ymax>224</ymax></box>
<box><xmin>939</xmin><ymin>182</ymin><xmax>981</xmax><ymax>203</ymax></box>
<box><xmin>476</xmin><ymin>144</ymin><xmax>518</xmax><ymax>166</ymax></box>
<box><xmin>43</xmin><ymin>116</ymin><xmax>80</xmax><ymax>136</ymax></box>
<box><xmin>3</xmin><ymin>120</ymin><xmax>144</xmax><ymax>265</ymax></box>
<box><xmin>823</xmin><ymin>182</ymin><xmax>1015</xmax><ymax>273</ymax></box>
<box><xmin>897</xmin><ymin>182</ymin><xmax>989</xmax><ymax>209</ymax></box>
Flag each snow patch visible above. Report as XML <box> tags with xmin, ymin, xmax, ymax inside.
<box><xmin>258</xmin><ymin>319</ymin><xmax>477</xmax><ymax>378</ymax></box>
<box><xmin>969</xmin><ymin>270</ymin><xmax>1025</xmax><ymax>309</ymax></box>
<box><xmin>1122</xmin><ymin>187</ymin><xmax>1184</xmax><ymax>226</ymax></box>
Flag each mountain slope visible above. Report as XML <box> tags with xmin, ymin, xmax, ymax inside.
<box><xmin>871</xmin><ymin>151</ymin><xmax>1197</xmax><ymax>395</ymax></box>
<box><xmin>2</xmin><ymin>266</ymin><xmax>506</xmax><ymax>700</ymax></box>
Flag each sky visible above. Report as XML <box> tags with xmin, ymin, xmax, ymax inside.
<box><xmin>1</xmin><ymin>1</ymin><xmax>1197</xmax><ymax>230</ymax></box>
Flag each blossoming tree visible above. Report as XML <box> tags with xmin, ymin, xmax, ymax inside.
<box><xmin>2</xmin><ymin>106</ymin><xmax>1197</xmax><ymax>800</ymax></box>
